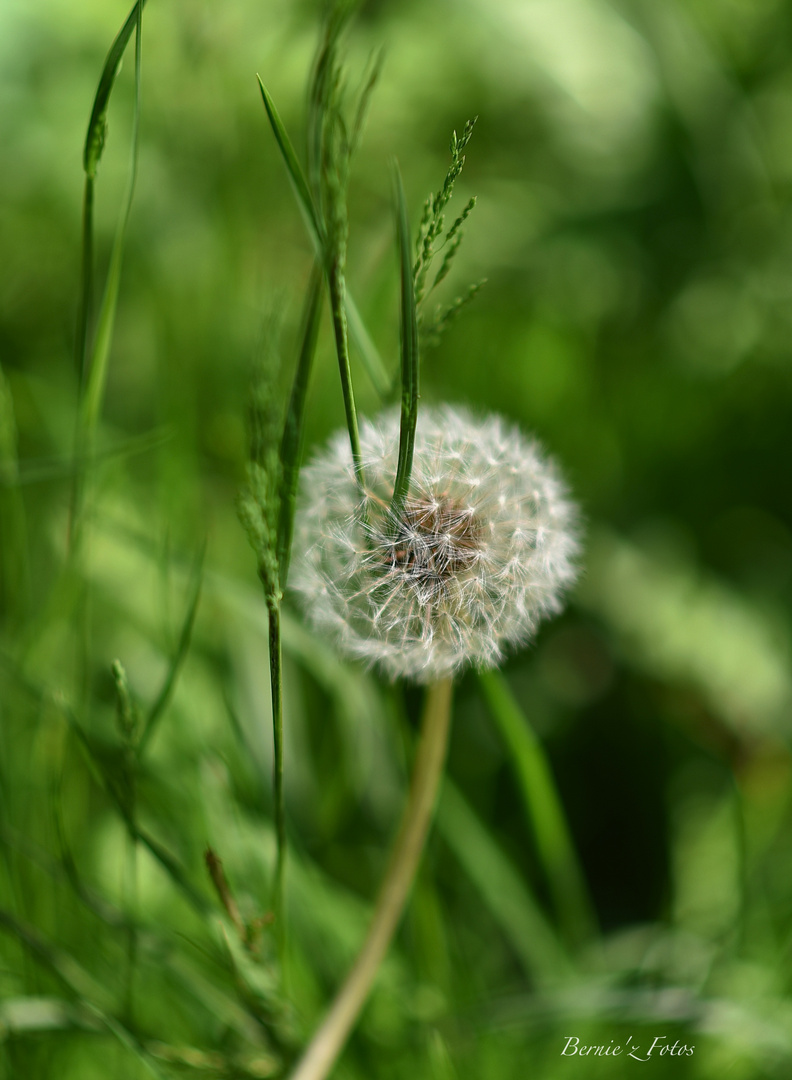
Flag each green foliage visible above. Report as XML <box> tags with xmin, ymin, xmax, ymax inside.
<box><xmin>3</xmin><ymin>0</ymin><xmax>792</xmax><ymax>1077</ymax></box>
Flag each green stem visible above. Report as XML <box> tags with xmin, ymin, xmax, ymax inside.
<box><xmin>75</xmin><ymin>175</ymin><xmax>95</xmax><ymax>386</ymax></box>
<box><xmin>124</xmin><ymin>795</ymin><xmax>139</xmax><ymax>1028</ymax></box>
<box><xmin>289</xmin><ymin>677</ymin><xmax>454</xmax><ymax>1080</ymax></box>
<box><xmin>389</xmin><ymin>164</ymin><xmax>419</xmax><ymax>522</ymax></box>
<box><xmin>266</xmin><ymin>594</ymin><xmax>286</xmax><ymax>948</ymax></box>
<box><xmin>277</xmin><ymin>261</ymin><xmax>323</xmax><ymax>587</ymax></box>
<box><xmin>327</xmin><ymin>258</ymin><xmax>363</xmax><ymax>488</ymax></box>
<box><xmin>67</xmin><ymin>177</ymin><xmax>94</xmax><ymax>557</ymax></box>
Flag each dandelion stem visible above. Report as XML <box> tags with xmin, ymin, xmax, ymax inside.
<box><xmin>288</xmin><ymin>676</ymin><xmax>454</xmax><ymax>1080</ymax></box>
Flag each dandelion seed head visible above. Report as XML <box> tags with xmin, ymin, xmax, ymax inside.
<box><xmin>292</xmin><ymin>405</ymin><xmax>580</xmax><ymax>682</ymax></box>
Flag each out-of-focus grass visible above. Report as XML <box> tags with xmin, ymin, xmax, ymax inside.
<box><xmin>2</xmin><ymin>0</ymin><xmax>792</xmax><ymax>1077</ymax></box>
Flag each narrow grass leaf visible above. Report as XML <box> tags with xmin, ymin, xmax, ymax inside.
<box><xmin>258</xmin><ymin>77</ymin><xmax>363</xmax><ymax>478</ymax></box>
<box><xmin>390</xmin><ymin>163</ymin><xmax>419</xmax><ymax>520</ymax></box>
<box><xmin>76</xmin><ymin>0</ymin><xmax>147</xmax><ymax>381</ymax></box>
<box><xmin>257</xmin><ymin>77</ymin><xmax>323</xmax><ymax>250</ymax></box>
<box><xmin>277</xmin><ymin>261</ymin><xmax>322</xmax><ymax>588</ymax></box>
<box><xmin>478</xmin><ymin>669</ymin><xmax>597</xmax><ymax>947</ymax></box>
<box><xmin>0</xmin><ymin>821</ymin><xmax>122</xmax><ymax>930</ymax></box>
<box><xmin>0</xmin><ymin>364</ymin><xmax>30</xmax><ymax>622</ymax></box>
<box><xmin>257</xmin><ymin>77</ymin><xmax>389</xmax><ymax>400</ymax></box>
<box><xmin>436</xmin><ymin>781</ymin><xmax>572</xmax><ymax>985</ymax></box>
<box><xmin>0</xmin><ymin>909</ymin><xmax>169</xmax><ymax>1079</ymax></box>
<box><xmin>82</xmin><ymin>0</ymin><xmax>147</xmax><ymax>180</ymax></box>
<box><xmin>266</xmin><ymin>599</ymin><xmax>286</xmax><ymax>947</ymax></box>
<box><xmin>79</xmin><ymin>2</ymin><xmax>143</xmax><ymax>439</ymax></box>
<box><xmin>8</xmin><ymin>427</ymin><xmax>171</xmax><ymax>486</ymax></box>
<box><xmin>346</xmin><ymin>294</ymin><xmax>391</xmax><ymax>399</ymax></box>
<box><xmin>139</xmin><ymin>542</ymin><xmax>205</xmax><ymax>754</ymax></box>
<box><xmin>349</xmin><ymin>48</ymin><xmax>384</xmax><ymax>157</ymax></box>
<box><xmin>55</xmin><ymin>698</ymin><xmax>212</xmax><ymax>917</ymax></box>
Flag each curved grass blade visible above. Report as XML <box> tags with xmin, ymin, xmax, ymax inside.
<box><xmin>82</xmin><ymin>1</ymin><xmax>148</xmax><ymax>181</ymax></box>
<box><xmin>0</xmin><ymin>656</ymin><xmax>211</xmax><ymax>918</ymax></box>
<box><xmin>76</xmin><ymin>0</ymin><xmax>148</xmax><ymax>382</ymax></box>
<box><xmin>389</xmin><ymin>164</ymin><xmax>419</xmax><ymax>521</ymax></box>
<box><xmin>71</xmin><ymin>0</ymin><xmax>145</xmax><ymax>556</ymax></box>
<box><xmin>55</xmin><ymin>699</ymin><xmax>212</xmax><ymax>918</ymax></box>
<box><xmin>79</xmin><ymin>1</ymin><xmax>144</xmax><ymax>438</ymax></box>
<box><xmin>436</xmin><ymin>782</ymin><xmax>572</xmax><ymax>986</ymax></box>
<box><xmin>8</xmin><ymin>427</ymin><xmax>172</xmax><ymax>487</ymax></box>
<box><xmin>346</xmin><ymin>294</ymin><xmax>390</xmax><ymax>398</ymax></box>
<box><xmin>326</xmin><ymin>259</ymin><xmax>363</xmax><ymax>487</ymax></box>
<box><xmin>257</xmin><ymin>77</ymin><xmax>389</xmax><ymax>400</ymax></box>
<box><xmin>0</xmin><ymin>364</ymin><xmax>30</xmax><ymax>623</ymax></box>
<box><xmin>257</xmin><ymin>76</ymin><xmax>323</xmax><ymax>250</ymax></box>
<box><xmin>257</xmin><ymin>77</ymin><xmax>362</xmax><ymax>480</ymax></box>
<box><xmin>478</xmin><ymin>669</ymin><xmax>597</xmax><ymax>948</ymax></box>
<box><xmin>277</xmin><ymin>261</ymin><xmax>323</xmax><ymax>588</ymax></box>
<box><xmin>0</xmin><ymin>909</ymin><xmax>169</xmax><ymax>1080</ymax></box>
<box><xmin>139</xmin><ymin>542</ymin><xmax>206</xmax><ymax>755</ymax></box>
<box><xmin>266</xmin><ymin>597</ymin><xmax>286</xmax><ymax>950</ymax></box>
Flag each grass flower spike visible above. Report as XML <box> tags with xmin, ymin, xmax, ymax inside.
<box><xmin>293</xmin><ymin>404</ymin><xmax>579</xmax><ymax>681</ymax></box>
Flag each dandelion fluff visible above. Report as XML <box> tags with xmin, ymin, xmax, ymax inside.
<box><xmin>292</xmin><ymin>405</ymin><xmax>579</xmax><ymax>682</ymax></box>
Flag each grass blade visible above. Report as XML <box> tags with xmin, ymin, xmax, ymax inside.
<box><xmin>0</xmin><ymin>364</ymin><xmax>30</xmax><ymax>625</ymax></box>
<box><xmin>71</xmin><ymin>0</ymin><xmax>145</xmax><ymax>556</ymax></box>
<box><xmin>258</xmin><ymin>76</ymin><xmax>390</xmax><ymax>401</ymax></box>
<box><xmin>257</xmin><ymin>76</ymin><xmax>324</xmax><ymax>250</ymax></box>
<box><xmin>79</xmin><ymin>1</ymin><xmax>143</xmax><ymax>438</ymax></box>
<box><xmin>54</xmin><ymin>696</ymin><xmax>212</xmax><ymax>918</ymax></box>
<box><xmin>326</xmin><ymin>256</ymin><xmax>363</xmax><ymax>485</ymax></box>
<box><xmin>0</xmin><ymin>909</ymin><xmax>170</xmax><ymax>1079</ymax></box>
<box><xmin>266</xmin><ymin>596</ymin><xmax>286</xmax><ymax>954</ymax></box>
<box><xmin>277</xmin><ymin>261</ymin><xmax>323</xmax><ymax>588</ymax></box>
<box><xmin>478</xmin><ymin>669</ymin><xmax>597</xmax><ymax>948</ymax></box>
<box><xmin>76</xmin><ymin>0</ymin><xmax>148</xmax><ymax>382</ymax></box>
<box><xmin>82</xmin><ymin>0</ymin><xmax>147</xmax><ymax>181</ymax></box>
<box><xmin>139</xmin><ymin>543</ymin><xmax>205</xmax><ymax>755</ymax></box>
<box><xmin>390</xmin><ymin>164</ymin><xmax>419</xmax><ymax>520</ymax></box>
<box><xmin>346</xmin><ymin>293</ymin><xmax>390</xmax><ymax>399</ymax></box>
<box><xmin>436</xmin><ymin>781</ymin><xmax>572</xmax><ymax>986</ymax></box>
<box><xmin>258</xmin><ymin>76</ymin><xmax>362</xmax><ymax>481</ymax></box>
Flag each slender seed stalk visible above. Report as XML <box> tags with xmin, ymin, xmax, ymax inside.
<box><xmin>123</xmin><ymin>809</ymin><xmax>138</xmax><ymax>1028</ymax></box>
<box><xmin>266</xmin><ymin>591</ymin><xmax>286</xmax><ymax>953</ymax></box>
<box><xmin>75</xmin><ymin>176</ymin><xmax>94</xmax><ymax>386</ymax></box>
<box><xmin>277</xmin><ymin>261</ymin><xmax>322</xmax><ymax>587</ymax></box>
<box><xmin>289</xmin><ymin>677</ymin><xmax>454</xmax><ymax>1080</ymax></box>
<box><xmin>113</xmin><ymin>660</ymin><xmax>139</xmax><ymax>1028</ymax></box>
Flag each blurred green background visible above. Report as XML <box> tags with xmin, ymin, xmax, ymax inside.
<box><xmin>2</xmin><ymin>0</ymin><xmax>792</xmax><ymax>1077</ymax></box>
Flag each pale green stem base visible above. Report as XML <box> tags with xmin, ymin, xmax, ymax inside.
<box><xmin>289</xmin><ymin>677</ymin><xmax>454</xmax><ymax>1080</ymax></box>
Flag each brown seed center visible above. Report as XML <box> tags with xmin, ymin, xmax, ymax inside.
<box><xmin>388</xmin><ymin>496</ymin><xmax>481</xmax><ymax>585</ymax></box>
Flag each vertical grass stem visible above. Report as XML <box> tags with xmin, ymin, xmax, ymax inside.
<box><xmin>266</xmin><ymin>591</ymin><xmax>286</xmax><ymax>958</ymax></box>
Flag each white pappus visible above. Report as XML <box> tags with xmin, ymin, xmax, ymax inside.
<box><xmin>292</xmin><ymin>405</ymin><xmax>580</xmax><ymax>682</ymax></box>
